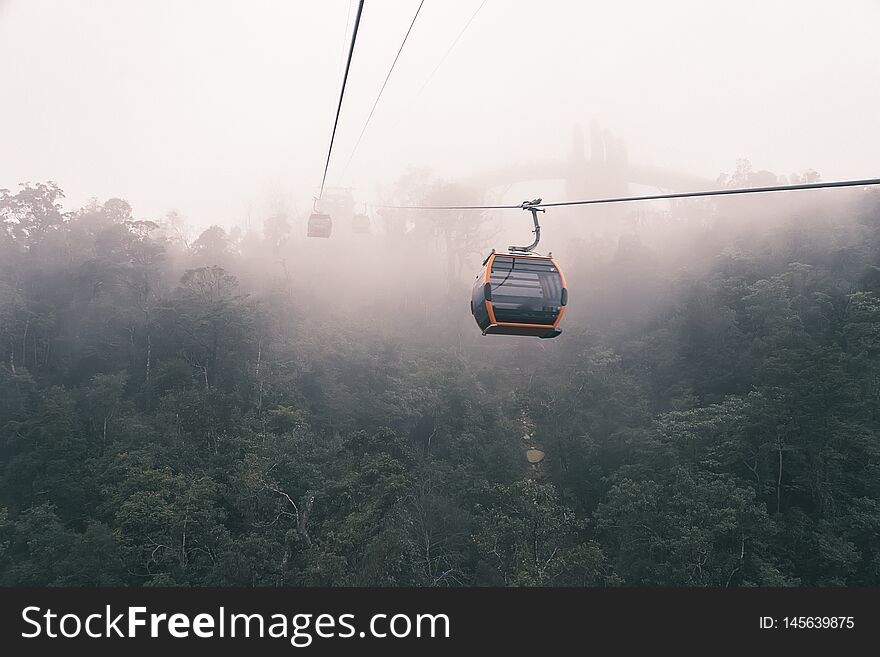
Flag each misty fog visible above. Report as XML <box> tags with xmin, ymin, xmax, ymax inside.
<box><xmin>1</xmin><ymin>0</ymin><xmax>878</xmax><ymax>227</ymax></box>
<box><xmin>2</xmin><ymin>0</ymin><xmax>880</xmax><ymax>589</ymax></box>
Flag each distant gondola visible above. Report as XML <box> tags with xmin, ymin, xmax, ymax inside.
<box><xmin>307</xmin><ymin>212</ymin><xmax>332</xmax><ymax>238</ymax></box>
<box><xmin>307</xmin><ymin>197</ymin><xmax>332</xmax><ymax>238</ymax></box>
<box><xmin>470</xmin><ymin>199</ymin><xmax>567</xmax><ymax>338</ymax></box>
<box><xmin>352</xmin><ymin>205</ymin><xmax>371</xmax><ymax>234</ymax></box>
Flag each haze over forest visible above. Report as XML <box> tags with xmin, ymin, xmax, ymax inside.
<box><xmin>1</xmin><ymin>1</ymin><xmax>879</xmax><ymax>586</ymax></box>
<box><xmin>2</xmin><ymin>0</ymin><xmax>879</xmax><ymax>226</ymax></box>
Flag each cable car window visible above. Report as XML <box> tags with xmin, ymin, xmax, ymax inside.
<box><xmin>490</xmin><ymin>256</ymin><xmax>562</xmax><ymax>324</ymax></box>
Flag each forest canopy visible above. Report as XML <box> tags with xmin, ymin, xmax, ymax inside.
<box><xmin>1</xmin><ymin>176</ymin><xmax>879</xmax><ymax>586</ymax></box>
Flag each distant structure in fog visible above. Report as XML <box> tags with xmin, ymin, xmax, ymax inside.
<box><xmin>469</xmin><ymin>121</ymin><xmax>713</xmax><ymax>202</ymax></box>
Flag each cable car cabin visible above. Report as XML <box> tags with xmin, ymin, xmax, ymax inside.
<box><xmin>471</xmin><ymin>252</ymin><xmax>567</xmax><ymax>338</ymax></box>
<box><xmin>307</xmin><ymin>212</ymin><xmax>332</xmax><ymax>238</ymax></box>
<box><xmin>351</xmin><ymin>212</ymin><xmax>371</xmax><ymax>234</ymax></box>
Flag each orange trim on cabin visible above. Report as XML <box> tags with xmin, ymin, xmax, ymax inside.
<box><xmin>550</xmin><ymin>256</ymin><xmax>567</xmax><ymax>328</ymax></box>
<box><xmin>484</xmin><ymin>253</ymin><xmax>496</xmax><ymax>323</ymax></box>
<box><xmin>551</xmin><ymin>256</ymin><xmax>567</xmax><ymax>287</ymax></box>
<box><xmin>492</xmin><ymin>321</ymin><xmax>556</xmax><ymax>329</ymax></box>
<box><xmin>552</xmin><ymin>307</ymin><xmax>566</xmax><ymax>328</ymax></box>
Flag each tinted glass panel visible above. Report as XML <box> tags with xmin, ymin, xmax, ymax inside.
<box><xmin>489</xmin><ymin>256</ymin><xmax>562</xmax><ymax>325</ymax></box>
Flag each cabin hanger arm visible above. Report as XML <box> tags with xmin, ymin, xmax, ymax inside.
<box><xmin>509</xmin><ymin>198</ymin><xmax>545</xmax><ymax>253</ymax></box>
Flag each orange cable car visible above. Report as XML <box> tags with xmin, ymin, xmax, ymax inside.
<box><xmin>470</xmin><ymin>199</ymin><xmax>567</xmax><ymax>338</ymax></box>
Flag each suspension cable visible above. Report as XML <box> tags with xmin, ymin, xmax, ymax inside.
<box><xmin>373</xmin><ymin>178</ymin><xmax>880</xmax><ymax>211</ymax></box>
<box><xmin>336</xmin><ymin>0</ymin><xmax>354</xmax><ymax>81</ymax></box>
<box><xmin>414</xmin><ymin>0</ymin><xmax>487</xmax><ymax>100</ymax></box>
<box><xmin>344</xmin><ymin>0</ymin><xmax>426</xmax><ymax>174</ymax></box>
<box><xmin>319</xmin><ymin>0</ymin><xmax>365</xmax><ymax>199</ymax></box>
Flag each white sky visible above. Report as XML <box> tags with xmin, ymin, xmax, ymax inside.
<box><xmin>1</xmin><ymin>0</ymin><xmax>878</xmax><ymax>228</ymax></box>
